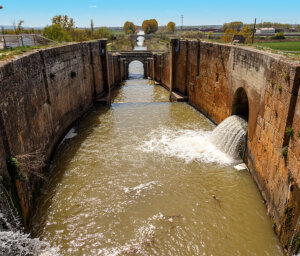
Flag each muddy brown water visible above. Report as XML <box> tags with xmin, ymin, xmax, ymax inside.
<box><xmin>32</xmin><ymin>62</ymin><xmax>283</xmax><ymax>256</ymax></box>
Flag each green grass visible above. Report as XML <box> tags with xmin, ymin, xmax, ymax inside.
<box><xmin>255</xmin><ymin>41</ymin><xmax>300</xmax><ymax>52</ymax></box>
<box><xmin>110</xmin><ymin>29</ymin><xmax>125</xmax><ymax>35</ymax></box>
<box><xmin>0</xmin><ymin>45</ymin><xmax>55</xmax><ymax>61</ymax></box>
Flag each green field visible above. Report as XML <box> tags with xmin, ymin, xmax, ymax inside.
<box><xmin>255</xmin><ymin>41</ymin><xmax>300</xmax><ymax>52</ymax></box>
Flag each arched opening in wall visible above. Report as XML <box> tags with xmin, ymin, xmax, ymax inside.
<box><xmin>137</xmin><ymin>36</ymin><xmax>145</xmax><ymax>45</ymax></box>
<box><xmin>232</xmin><ymin>87</ymin><xmax>249</xmax><ymax>122</ymax></box>
<box><xmin>129</xmin><ymin>61</ymin><xmax>144</xmax><ymax>79</ymax></box>
<box><xmin>231</xmin><ymin>87</ymin><xmax>249</xmax><ymax>162</ymax></box>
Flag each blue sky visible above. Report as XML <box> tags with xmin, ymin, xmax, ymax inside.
<box><xmin>0</xmin><ymin>0</ymin><xmax>299</xmax><ymax>27</ymax></box>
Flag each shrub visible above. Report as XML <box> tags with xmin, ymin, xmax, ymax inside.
<box><xmin>285</xmin><ymin>126</ymin><xmax>294</xmax><ymax>137</ymax></box>
<box><xmin>239</xmin><ymin>26</ymin><xmax>253</xmax><ymax>43</ymax></box>
<box><xmin>6</xmin><ymin>155</ymin><xmax>27</xmax><ymax>181</ymax></box>
<box><xmin>69</xmin><ymin>28</ymin><xmax>90</xmax><ymax>42</ymax></box>
<box><xmin>272</xmin><ymin>32</ymin><xmax>285</xmax><ymax>39</ymax></box>
<box><xmin>221</xmin><ymin>28</ymin><xmax>238</xmax><ymax>43</ymax></box>
<box><xmin>182</xmin><ymin>31</ymin><xmax>204</xmax><ymax>39</ymax></box>
<box><xmin>94</xmin><ymin>27</ymin><xmax>112</xmax><ymax>40</ymax></box>
<box><xmin>207</xmin><ymin>31</ymin><xmax>214</xmax><ymax>39</ymax></box>
<box><xmin>281</xmin><ymin>146</ymin><xmax>288</xmax><ymax>159</ymax></box>
<box><xmin>283</xmin><ymin>73</ymin><xmax>290</xmax><ymax>82</ymax></box>
<box><xmin>43</xmin><ymin>24</ymin><xmax>72</xmax><ymax>42</ymax></box>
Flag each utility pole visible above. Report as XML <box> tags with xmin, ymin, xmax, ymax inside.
<box><xmin>181</xmin><ymin>15</ymin><xmax>184</xmax><ymax>32</ymax></box>
<box><xmin>252</xmin><ymin>18</ymin><xmax>257</xmax><ymax>44</ymax></box>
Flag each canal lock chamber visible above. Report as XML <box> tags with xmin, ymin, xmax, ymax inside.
<box><xmin>28</xmin><ymin>62</ymin><xmax>282</xmax><ymax>255</ymax></box>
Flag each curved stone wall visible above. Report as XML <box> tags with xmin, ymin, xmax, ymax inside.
<box><xmin>148</xmin><ymin>39</ymin><xmax>300</xmax><ymax>255</ymax></box>
<box><xmin>0</xmin><ymin>40</ymin><xmax>125</xmax><ymax>227</ymax></box>
<box><xmin>0</xmin><ymin>38</ymin><xmax>298</xmax><ymax>254</ymax></box>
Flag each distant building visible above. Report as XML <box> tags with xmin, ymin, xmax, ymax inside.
<box><xmin>256</xmin><ymin>28</ymin><xmax>275</xmax><ymax>34</ymax></box>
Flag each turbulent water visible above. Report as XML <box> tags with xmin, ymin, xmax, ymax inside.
<box><xmin>211</xmin><ymin>115</ymin><xmax>248</xmax><ymax>159</ymax></box>
<box><xmin>0</xmin><ymin>185</ymin><xmax>58</xmax><ymax>256</ymax></box>
<box><xmin>30</xmin><ymin>61</ymin><xmax>283</xmax><ymax>256</ymax></box>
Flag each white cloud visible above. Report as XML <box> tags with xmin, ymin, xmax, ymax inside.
<box><xmin>89</xmin><ymin>5</ymin><xmax>97</xmax><ymax>8</ymax></box>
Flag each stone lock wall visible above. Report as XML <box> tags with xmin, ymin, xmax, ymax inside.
<box><xmin>0</xmin><ymin>40</ymin><xmax>125</xmax><ymax>227</ymax></box>
<box><xmin>147</xmin><ymin>39</ymin><xmax>300</xmax><ymax>255</ymax></box>
<box><xmin>147</xmin><ymin>52</ymin><xmax>171</xmax><ymax>90</ymax></box>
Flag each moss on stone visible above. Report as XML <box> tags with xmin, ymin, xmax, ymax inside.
<box><xmin>292</xmin><ymin>232</ymin><xmax>300</xmax><ymax>255</ymax></box>
<box><xmin>281</xmin><ymin>146</ymin><xmax>289</xmax><ymax>159</ymax></box>
<box><xmin>285</xmin><ymin>126</ymin><xmax>294</xmax><ymax>138</ymax></box>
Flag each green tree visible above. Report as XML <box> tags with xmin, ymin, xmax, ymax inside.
<box><xmin>90</xmin><ymin>19</ymin><xmax>94</xmax><ymax>37</ymax></box>
<box><xmin>142</xmin><ymin>19</ymin><xmax>158</xmax><ymax>34</ymax></box>
<box><xmin>43</xmin><ymin>24</ymin><xmax>72</xmax><ymax>42</ymax></box>
<box><xmin>256</xmin><ymin>22</ymin><xmax>292</xmax><ymax>30</ymax></box>
<box><xmin>52</xmin><ymin>15</ymin><xmax>74</xmax><ymax>31</ymax></box>
<box><xmin>12</xmin><ymin>20</ymin><xmax>24</xmax><ymax>35</ymax></box>
<box><xmin>207</xmin><ymin>31</ymin><xmax>214</xmax><ymax>39</ymax></box>
<box><xmin>223</xmin><ymin>21</ymin><xmax>243</xmax><ymax>32</ymax></box>
<box><xmin>221</xmin><ymin>28</ymin><xmax>238</xmax><ymax>43</ymax></box>
<box><xmin>166</xmin><ymin>21</ymin><xmax>176</xmax><ymax>33</ymax></box>
<box><xmin>239</xmin><ymin>26</ymin><xmax>252</xmax><ymax>43</ymax></box>
<box><xmin>94</xmin><ymin>27</ymin><xmax>112</xmax><ymax>40</ymax></box>
<box><xmin>16</xmin><ymin>20</ymin><xmax>24</xmax><ymax>34</ymax></box>
<box><xmin>123</xmin><ymin>21</ymin><xmax>136</xmax><ymax>34</ymax></box>
<box><xmin>69</xmin><ymin>29</ymin><xmax>90</xmax><ymax>42</ymax></box>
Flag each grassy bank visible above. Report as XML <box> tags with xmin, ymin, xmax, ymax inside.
<box><xmin>0</xmin><ymin>45</ymin><xmax>56</xmax><ymax>61</ymax></box>
<box><xmin>255</xmin><ymin>41</ymin><xmax>300</xmax><ymax>51</ymax></box>
<box><xmin>144</xmin><ymin>36</ymin><xmax>170</xmax><ymax>50</ymax></box>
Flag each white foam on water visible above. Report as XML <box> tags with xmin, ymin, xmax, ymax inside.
<box><xmin>0</xmin><ymin>230</ymin><xmax>59</xmax><ymax>256</ymax></box>
<box><xmin>211</xmin><ymin>115</ymin><xmax>248</xmax><ymax>157</ymax></box>
<box><xmin>124</xmin><ymin>181</ymin><xmax>158</xmax><ymax>196</ymax></box>
<box><xmin>99</xmin><ymin>219</ymin><xmax>157</xmax><ymax>256</ymax></box>
<box><xmin>139</xmin><ymin>128</ymin><xmax>234</xmax><ymax>165</ymax></box>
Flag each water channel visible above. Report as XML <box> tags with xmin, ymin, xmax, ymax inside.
<box><xmin>30</xmin><ymin>34</ymin><xmax>284</xmax><ymax>255</ymax></box>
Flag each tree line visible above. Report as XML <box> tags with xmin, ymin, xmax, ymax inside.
<box><xmin>1</xmin><ymin>16</ymin><xmax>177</xmax><ymax>43</ymax></box>
<box><xmin>123</xmin><ymin>20</ymin><xmax>176</xmax><ymax>34</ymax></box>
<box><xmin>223</xmin><ymin>21</ymin><xmax>300</xmax><ymax>32</ymax></box>
<box><xmin>42</xmin><ymin>15</ymin><xmax>113</xmax><ymax>42</ymax></box>
<box><xmin>220</xmin><ymin>21</ymin><xmax>299</xmax><ymax>43</ymax></box>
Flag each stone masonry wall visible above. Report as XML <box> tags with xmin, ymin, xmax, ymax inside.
<box><xmin>159</xmin><ymin>52</ymin><xmax>171</xmax><ymax>89</ymax></box>
<box><xmin>148</xmin><ymin>39</ymin><xmax>300</xmax><ymax>255</ymax></box>
<box><xmin>0</xmin><ymin>40</ymin><xmax>124</xmax><ymax>227</ymax></box>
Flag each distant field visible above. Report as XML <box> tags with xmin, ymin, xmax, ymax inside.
<box><xmin>255</xmin><ymin>41</ymin><xmax>300</xmax><ymax>52</ymax></box>
<box><xmin>110</xmin><ymin>29</ymin><xmax>125</xmax><ymax>35</ymax></box>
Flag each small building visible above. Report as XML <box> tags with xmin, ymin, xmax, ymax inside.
<box><xmin>256</xmin><ymin>28</ymin><xmax>275</xmax><ymax>34</ymax></box>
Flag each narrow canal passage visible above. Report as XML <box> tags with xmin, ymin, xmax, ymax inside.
<box><xmin>32</xmin><ymin>62</ymin><xmax>283</xmax><ymax>256</ymax></box>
